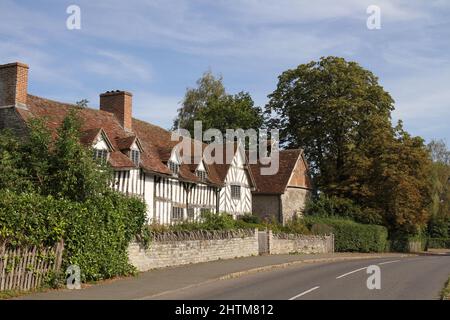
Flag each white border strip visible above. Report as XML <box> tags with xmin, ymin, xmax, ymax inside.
<box><xmin>288</xmin><ymin>286</ymin><xmax>320</xmax><ymax>300</ymax></box>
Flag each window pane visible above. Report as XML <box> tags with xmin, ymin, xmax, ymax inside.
<box><xmin>172</xmin><ymin>207</ymin><xmax>184</xmax><ymax>220</ymax></box>
<box><xmin>231</xmin><ymin>185</ymin><xmax>241</xmax><ymax>199</ymax></box>
<box><xmin>131</xmin><ymin>150</ymin><xmax>140</xmax><ymax>166</ymax></box>
<box><xmin>93</xmin><ymin>149</ymin><xmax>108</xmax><ymax>163</ymax></box>
<box><xmin>197</xmin><ymin>170</ymin><xmax>207</xmax><ymax>181</ymax></box>
<box><xmin>169</xmin><ymin>161</ymin><xmax>179</xmax><ymax>174</ymax></box>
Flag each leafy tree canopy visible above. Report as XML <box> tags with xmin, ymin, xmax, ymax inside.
<box><xmin>266</xmin><ymin>56</ymin><xmax>432</xmax><ymax>235</ymax></box>
<box><xmin>427</xmin><ymin>140</ymin><xmax>450</xmax><ymax>236</ymax></box>
<box><xmin>0</xmin><ymin>109</ymin><xmax>113</xmax><ymax>202</ymax></box>
<box><xmin>196</xmin><ymin>91</ymin><xmax>264</xmax><ymax>136</ymax></box>
<box><xmin>172</xmin><ymin>70</ymin><xmax>226</xmax><ymax>131</ymax></box>
<box><xmin>172</xmin><ymin>71</ymin><xmax>263</xmax><ymax>137</ymax></box>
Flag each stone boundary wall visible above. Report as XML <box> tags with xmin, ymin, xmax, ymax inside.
<box><xmin>269</xmin><ymin>231</ymin><xmax>334</xmax><ymax>255</ymax></box>
<box><xmin>128</xmin><ymin>229</ymin><xmax>335</xmax><ymax>272</ymax></box>
<box><xmin>128</xmin><ymin>229</ymin><xmax>259</xmax><ymax>272</ymax></box>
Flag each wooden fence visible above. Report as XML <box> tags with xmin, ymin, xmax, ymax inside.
<box><xmin>0</xmin><ymin>241</ymin><xmax>64</xmax><ymax>292</ymax></box>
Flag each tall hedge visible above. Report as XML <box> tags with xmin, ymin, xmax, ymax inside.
<box><xmin>304</xmin><ymin>216</ymin><xmax>388</xmax><ymax>252</ymax></box>
<box><xmin>0</xmin><ymin>190</ymin><xmax>147</xmax><ymax>281</ymax></box>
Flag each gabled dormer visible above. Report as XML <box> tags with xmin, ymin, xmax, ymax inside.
<box><xmin>82</xmin><ymin>128</ymin><xmax>114</xmax><ymax>163</ymax></box>
<box><xmin>168</xmin><ymin>145</ymin><xmax>181</xmax><ymax>176</ymax></box>
<box><xmin>195</xmin><ymin>160</ymin><xmax>208</xmax><ymax>182</ymax></box>
<box><xmin>116</xmin><ymin>136</ymin><xmax>144</xmax><ymax>167</ymax></box>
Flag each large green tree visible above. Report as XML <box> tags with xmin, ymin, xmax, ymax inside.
<box><xmin>266</xmin><ymin>56</ymin><xmax>432</xmax><ymax>234</ymax></box>
<box><xmin>427</xmin><ymin>139</ymin><xmax>450</xmax><ymax>237</ymax></box>
<box><xmin>196</xmin><ymin>91</ymin><xmax>264</xmax><ymax>135</ymax></box>
<box><xmin>172</xmin><ymin>71</ymin><xmax>263</xmax><ymax>137</ymax></box>
<box><xmin>0</xmin><ymin>110</ymin><xmax>113</xmax><ymax>202</ymax></box>
<box><xmin>48</xmin><ymin>110</ymin><xmax>113</xmax><ymax>202</ymax></box>
<box><xmin>172</xmin><ymin>71</ymin><xmax>226</xmax><ymax>132</ymax></box>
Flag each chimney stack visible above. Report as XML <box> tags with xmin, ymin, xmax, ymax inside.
<box><xmin>99</xmin><ymin>90</ymin><xmax>133</xmax><ymax>132</ymax></box>
<box><xmin>0</xmin><ymin>62</ymin><xmax>29</xmax><ymax>107</ymax></box>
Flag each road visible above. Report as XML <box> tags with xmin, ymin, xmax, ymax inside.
<box><xmin>150</xmin><ymin>255</ymin><xmax>450</xmax><ymax>300</ymax></box>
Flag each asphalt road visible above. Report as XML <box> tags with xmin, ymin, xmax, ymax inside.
<box><xmin>151</xmin><ymin>255</ymin><xmax>450</xmax><ymax>300</ymax></box>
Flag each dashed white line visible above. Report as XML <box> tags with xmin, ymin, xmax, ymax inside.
<box><xmin>288</xmin><ymin>286</ymin><xmax>320</xmax><ymax>300</ymax></box>
<box><xmin>378</xmin><ymin>260</ymin><xmax>400</xmax><ymax>265</ymax></box>
<box><xmin>336</xmin><ymin>260</ymin><xmax>402</xmax><ymax>279</ymax></box>
<box><xmin>336</xmin><ymin>267</ymin><xmax>367</xmax><ymax>279</ymax></box>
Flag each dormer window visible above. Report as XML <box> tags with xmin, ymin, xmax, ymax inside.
<box><xmin>196</xmin><ymin>170</ymin><xmax>207</xmax><ymax>182</ymax></box>
<box><xmin>93</xmin><ymin>149</ymin><xmax>108</xmax><ymax>163</ymax></box>
<box><xmin>131</xmin><ymin>149</ymin><xmax>140</xmax><ymax>166</ymax></box>
<box><xmin>168</xmin><ymin>160</ymin><xmax>180</xmax><ymax>175</ymax></box>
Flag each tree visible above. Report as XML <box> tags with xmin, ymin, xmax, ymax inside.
<box><xmin>173</xmin><ymin>70</ymin><xmax>264</xmax><ymax>139</ymax></box>
<box><xmin>20</xmin><ymin>119</ymin><xmax>53</xmax><ymax>192</ymax></box>
<box><xmin>47</xmin><ymin>109</ymin><xmax>113</xmax><ymax>202</ymax></box>
<box><xmin>428</xmin><ymin>139</ymin><xmax>450</xmax><ymax>164</ymax></box>
<box><xmin>372</xmin><ymin>125</ymin><xmax>432</xmax><ymax>234</ymax></box>
<box><xmin>196</xmin><ymin>91</ymin><xmax>264</xmax><ymax>136</ymax></box>
<box><xmin>0</xmin><ymin>130</ymin><xmax>31</xmax><ymax>192</ymax></box>
<box><xmin>266</xmin><ymin>56</ymin><xmax>432</xmax><ymax>234</ymax></box>
<box><xmin>0</xmin><ymin>110</ymin><xmax>113</xmax><ymax>202</ymax></box>
<box><xmin>427</xmin><ymin>140</ymin><xmax>450</xmax><ymax>236</ymax></box>
<box><xmin>266</xmin><ymin>56</ymin><xmax>394</xmax><ymax>181</ymax></box>
<box><xmin>172</xmin><ymin>71</ymin><xmax>226</xmax><ymax>132</ymax></box>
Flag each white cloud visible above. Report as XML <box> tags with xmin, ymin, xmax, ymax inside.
<box><xmin>83</xmin><ymin>50</ymin><xmax>152</xmax><ymax>81</ymax></box>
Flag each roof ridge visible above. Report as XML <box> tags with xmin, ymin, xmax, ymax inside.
<box><xmin>27</xmin><ymin>94</ymin><xmax>113</xmax><ymax>116</ymax></box>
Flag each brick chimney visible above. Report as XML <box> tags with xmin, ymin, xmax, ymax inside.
<box><xmin>0</xmin><ymin>62</ymin><xmax>29</xmax><ymax>107</ymax></box>
<box><xmin>99</xmin><ymin>90</ymin><xmax>133</xmax><ymax>132</ymax></box>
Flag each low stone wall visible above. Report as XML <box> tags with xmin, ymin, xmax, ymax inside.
<box><xmin>128</xmin><ymin>229</ymin><xmax>259</xmax><ymax>271</ymax></box>
<box><xmin>269</xmin><ymin>232</ymin><xmax>334</xmax><ymax>255</ymax></box>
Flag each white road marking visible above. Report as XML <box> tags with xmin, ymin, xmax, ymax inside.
<box><xmin>288</xmin><ymin>286</ymin><xmax>320</xmax><ymax>300</ymax></box>
<box><xmin>378</xmin><ymin>260</ymin><xmax>400</xmax><ymax>265</ymax></box>
<box><xmin>336</xmin><ymin>267</ymin><xmax>367</xmax><ymax>279</ymax></box>
<box><xmin>336</xmin><ymin>259</ymin><xmax>402</xmax><ymax>279</ymax></box>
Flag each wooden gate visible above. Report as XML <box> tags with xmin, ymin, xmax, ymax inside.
<box><xmin>258</xmin><ymin>231</ymin><xmax>269</xmax><ymax>255</ymax></box>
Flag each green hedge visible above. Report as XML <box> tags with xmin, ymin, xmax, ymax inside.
<box><xmin>303</xmin><ymin>216</ymin><xmax>388</xmax><ymax>252</ymax></box>
<box><xmin>150</xmin><ymin>212</ymin><xmax>310</xmax><ymax>235</ymax></box>
<box><xmin>426</xmin><ymin>238</ymin><xmax>450</xmax><ymax>249</ymax></box>
<box><xmin>387</xmin><ymin>233</ymin><xmax>427</xmax><ymax>252</ymax></box>
<box><xmin>0</xmin><ymin>190</ymin><xmax>146</xmax><ymax>282</ymax></box>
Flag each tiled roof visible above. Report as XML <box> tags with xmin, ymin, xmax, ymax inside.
<box><xmin>20</xmin><ymin>94</ymin><xmax>223</xmax><ymax>186</ymax></box>
<box><xmin>20</xmin><ymin>94</ymin><xmax>302</xmax><ymax>190</ymax></box>
<box><xmin>116</xmin><ymin>135</ymin><xmax>137</xmax><ymax>150</ymax></box>
<box><xmin>109</xmin><ymin>151</ymin><xmax>136</xmax><ymax>169</ymax></box>
<box><xmin>132</xmin><ymin>119</ymin><xmax>223</xmax><ymax>185</ymax></box>
<box><xmin>250</xmin><ymin>149</ymin><xmax>311</xmax><ymax>194</ymax></box>
<box><xmin>80</xmin><ymin>128</ymin><xmax>102</xmax><ymax>146</ymax></box>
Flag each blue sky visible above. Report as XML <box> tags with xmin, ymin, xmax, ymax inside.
<box><xmin>1</xmin><ymin>0</ymin><xmax>449</xmax><ymax>142</ymax></box>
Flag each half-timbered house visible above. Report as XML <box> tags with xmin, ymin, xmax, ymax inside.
<box><xmin>0</xmin><ymin>61</ymin><xmax>255</xmax><ymax>224</ymax></box>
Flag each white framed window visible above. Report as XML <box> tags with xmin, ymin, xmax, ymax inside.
<box><xmin>231</xmin><ymin>185</ymin><xmax>241</xmax><ymax>199</ymax></box>
<box><xmin>196</xmin><ymin>170</ymin><xmax>207</xmax><ymax>182</ymax></box>
<box><xmin>171</xmin><ymin>206</ymin><xmax>184</xmax><ymax>221</ymax></box>
<box><xmin>131</xmin><ymin>150</ymin><xmax>140</xmax><ymax>166</ymax></box>
<box><xmin>93</xmin><ymin>149</ymin><xmax>108</xmax><ymax>163</ymax></box>
<box><xmin>168</xmin><ymin>161</ymin><xmax>180</xmax><ymax>175</ymax></box>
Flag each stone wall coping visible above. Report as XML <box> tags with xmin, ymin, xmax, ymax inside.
<box><xmin>149</xmin><ymin>228</ymin><xmax>257</xmax><ymax>242</ymax></box>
